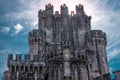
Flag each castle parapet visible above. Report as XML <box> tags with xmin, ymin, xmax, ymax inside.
<box><xmin>60</xmin><ymin>4</ymin><xmax>68</xmax><ymax>15</ymax></box>
<box><xmin>55</xmin><ymin>11</ymin><xmax>61</xmax><ymax>18</ymax></box>
<box><xmin>38</xmin><ymin>10</ymin><xmax>46</xmax><ymax>18</ymax></box>
<box><xmin>28</xmin><ymin>29</ymin><xmax>45</xmax><ymax>45</ymax></box>
<box><xmin>76</xmin><ymin>4</ymin><xmax>84</xmax><ymax>14</ymax></box>
<box><xmin>85</xmin><ymin>30</ymin><xmax>107</xmax><ymax>46</ymax></box>
<box><xmin>8</xmin><ymin>54</ymin><xmax>42</xmax><ymax>62</ymax></box>
<box><xmin>8</xmin><ymin>54</ymin><xmax>13</xmax><ymax>61</ymax></box>
<box><xmin>16</xmin><ymin>54</ymin><xmax>21</xmax><ymax>61</ymax></box>
<box><xmin>45</xmin><ymin>3</ymin><xmax>53</xmax><ymax>14</ymax></box>
<box><xmin>29</xmin><ymin>29</ymin><xmax>43</xmax><ymax>38</ymax></box>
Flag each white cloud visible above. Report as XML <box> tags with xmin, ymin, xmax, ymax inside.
<box><xmin>4</xmin><ymin>0</ymin><xmax>120</xmax><ymax>61</ymax></box>
<box><xmin>1</xmin><ymin>27</ymin><xmax>10</xmax><ymax>33</ymax></box>
<box><xmin>14</xmin><ymin>24</ymin><xmax>23</xmax><ymax>34</ymax></box>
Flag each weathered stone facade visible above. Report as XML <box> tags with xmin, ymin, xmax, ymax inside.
<box><xmin>3</xmin><ymin>4</ymin><xmax>111</xmax><ymax>80</ymax></box>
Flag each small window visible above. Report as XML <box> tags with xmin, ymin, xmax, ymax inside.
<box><xmin>11</xmin><ymin>66</ymin><xmax>14</xmax><ymax>72</ymax></box>
<box><xmin>51</xmin><ymin>55</ymin><xmax>53</xmax><ymax>58</ymax></box>
<box><xmin>98</xmin><ymin>39</ymin><xmax>100</xmax><ymax>44</ymax></box>
<box><xmin>30</xmin><ymin>66</ymin><xmax>33</xmax><ymax>71</ymax></box>
<box><xmin>35</xmin><ymin>38</ymin><xmax>37</xmax><ymax>42</ymax></box>
<box><xmin>25</xmin><ymin>66</ymin><xmax>28</xmax><ymax>72</ymax></box>
<box><xmin>90</xmin><ymin>64</ymin><xmax>92</xmax><ymax>68</ymax></box>
<box><xmin>82</xmin><ymin>55</ymin><xmax>84</xmax><ymax>59</ymax></box>
<box><xmin>38</xmin><ymin>51</ymin><xmax>40</xmax><ymax>54</ymax></box>
<box><xmin>21</xmin><ymin>66</ymin><xmax>24</xmax><ymax>71</ymax></box>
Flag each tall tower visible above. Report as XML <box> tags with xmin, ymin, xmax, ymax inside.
<box><xmin>3</xmin><ymin>3</ymin><xmax>111</xmax><ymax>80</ymax></box>
<box><xmin>28</xmin><ymin>29</ymin><xmax>45</xmax><ymax>61</ymax></box>
<box><xmin>75</xmin><ymin>4</ymin><xmax>91</xmax><ymax>46</ymax></box>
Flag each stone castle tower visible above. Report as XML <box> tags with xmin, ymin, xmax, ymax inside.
<box><xmin>3</xmin><ymin>4</ymin><xmax>111</xmax><ymax>80</ymax></box>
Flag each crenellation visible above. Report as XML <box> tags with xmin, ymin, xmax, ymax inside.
<box><xmin>16</xmin><ymin>54</ymin><xmax>21</xmax><ymax>61</ymax></box>
<box><xmin>84</xmin><ymin>15</ymin><xmax>91</xmax><ymax>31</ymax></box>
<box><xmin>76</xmin><ymin>4</ymin><xmax>84</xmax><ymax>14</ymax></box>
<box><xmin>8</xmin><ymin>54</ymin><xmax>13</xmax><ymax>61</ymax></box>
<box><xmin>85</xmin><ymin>30</ymin><xmax>107</xmax><ymax>46</ymax></box>
<box><xmin>60</xmin><ymin>4</ymin><xmax>68</xmax><ymax>15</ymax></box>
<box><xmin>45</xmin><ymin>3</ymin><xmax>54</xmax><ymax>14</ymax></box>
<box><xmin>55</xmin><ymin>11</ymin><xmax>59</xmax><ymax>14</ymax></box>
<box><xmin>38</xmin><ymin>10</ymin><xmax>46</xmax><ymax>19</ymax></box>
<box><xmin>8</xmin><ymin>54</ymin><xmax>45</xmax><ymax>62</ymax></box>
<box><xmin>55</xmin><ymin>11</ymin><xmax>61</xmax><ymax>18</ymax></box>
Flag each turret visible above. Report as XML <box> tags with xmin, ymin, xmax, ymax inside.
<box><xmin>60</xmin><ymin>4</ymin><xmax>68</xmax><ymax>15</ymax></box>
<box><xmin>84</xmin><ymin>15</ymin><xmax>91</xmax><ymax>31</ymax></box>
<box><xmin>76</xmin><ymin>4</ymin><xmax>84</xmax><ymax>15</ymax></box>
<box><xmin>38</xmin><ymin>10</ymin><xmax>46</xmax><ymax>29</ymax></box>
<box><xmin>45</xmin><ymin>3</ymin><xmax>53</xmax><ymax>15</ymax></box>
<box><xmin>53</xmin><ymin>11</ymin><xmax>61</xmax><ymax>43</ymax></box>
<box><xmin>85</xmin><ymin>30</ymin><xmax>109</xmax><ymax>79</ymax></box>
<box><xmin>85</xmin><ymin>30</ymin><xmax>107</xmax><ymax>48</ymax></box>
<box><xmin>28</xmin><ymin>29</ymin><xmax>45</xmax><ymax>60</ymax></box>
<box><xmin>60</xmin><ymin>4</ymin><xmax>69</xmax><ymax>44</ymax></box>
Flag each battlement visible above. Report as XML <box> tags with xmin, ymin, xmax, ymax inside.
<box><xmin>29</xmin><ymin>29</ymin><xmax>43</xmax><ymax>38</ymax></box>
<box><xmin>85</xmin><ymin>30</ymin><xmax>107</xmax><ymax>45</ymax></box>
<box><xmin>76</xmin><ymin>4</ymin><xmax>84</xmax><ymax>14</ymax></box>
<box><xmin>28</xmin><ymin>29</ymin><xmax>45</xmax><ymax>45</ymax></box>
<box><xmin>8</xmin><ymin>54</ymin><xmax>27</xmax><ymax>61</ymax></box>
<box><xmin>38</xmin><ymin>3</ymin><xmax>88</xmax><ymax>17</ymax></box>
<box><xmin>55</xmin><ymin>11</ymin><xmax>61</xmax><ymax>18</ymax></box>
<box><xmin>45</xmin><ymin>3</ymin><xmax>53</xmax><ymax>14</ymax></box>
<box><xmin>86</xmin><ymin>30</ymin><xmax>106</xmax><ymax>39</ymax></box>
<box><xmin>70</xmin><ymin>11</ymin><xmax>75</xmax><ymax>16</ymax></box>
<box><xmin>60</xmin><ymin>4</ymin><xmax>68</xmax><ymax>15</ymax></box>
<box><xmin>38</xmin><ymin>10</ymin><xmax>46</xmax><ymax>18</ymax></box>
<box><xmin>8</xmin><ymin>54</ymin><xmax>42</xmax><ymax>61</ymax></box>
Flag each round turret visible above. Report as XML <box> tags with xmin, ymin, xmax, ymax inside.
<box><xmin>85</xmin><ymin>30</ymin><xmax>109</xmax><ymax>77</ymax></box>
<box><xmin>28</xmin><ymin>29</ymin><xmax>45</xmax><ymax>57</ymax></box>
<box><xmin>85</xmin><ymin>30</ymin><xmax>107</xmax><ymax>47</ymax></box>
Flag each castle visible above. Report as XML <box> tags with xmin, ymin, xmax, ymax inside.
<box><xmin>3</xmin><ymin>4</ymin><xmax>111</xmax><ymax>80</ymax></box>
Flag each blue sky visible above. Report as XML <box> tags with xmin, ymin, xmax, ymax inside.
<box><xmin>0</xmin><ymin>0</ymin><xmax>120</xmax><ymax>79</ymax></box>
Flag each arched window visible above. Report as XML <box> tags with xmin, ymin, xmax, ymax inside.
<box><xmin>11</xmin><ymin>66</ymin><xmax>14</xmax><ymax>72</ymax></box>
<box><xmin>90</xmin><ymin>64</ymin><xmax>92</xmax><ymax>68</ymax></box>
<box><xmin>78</xmin><ymin>55</ymin><xmax>81</xmax><ymax>58</ymax></box>
<box><xmin>25</xmin><ymin>66</ymin><xmax>28</xmax><ymax>72</ymax></box>
<box><xmin>98</xmin><ymin>39</ymin><xmax>101</xmax><ymax>44</ymax></box>
<box><xmin>51</xmin><ymin>55</ymin><xmax>53</xmax><ymax>58</ymax></box>
<box><xmin>82</xmin><ymin>55</ymin><xmax>84</xmax><ymax>60</ymax></box>
<box><xmin>35</xmin><ymin>38</ymin><xmax>37</xmax><ymax>42</ymax></box>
